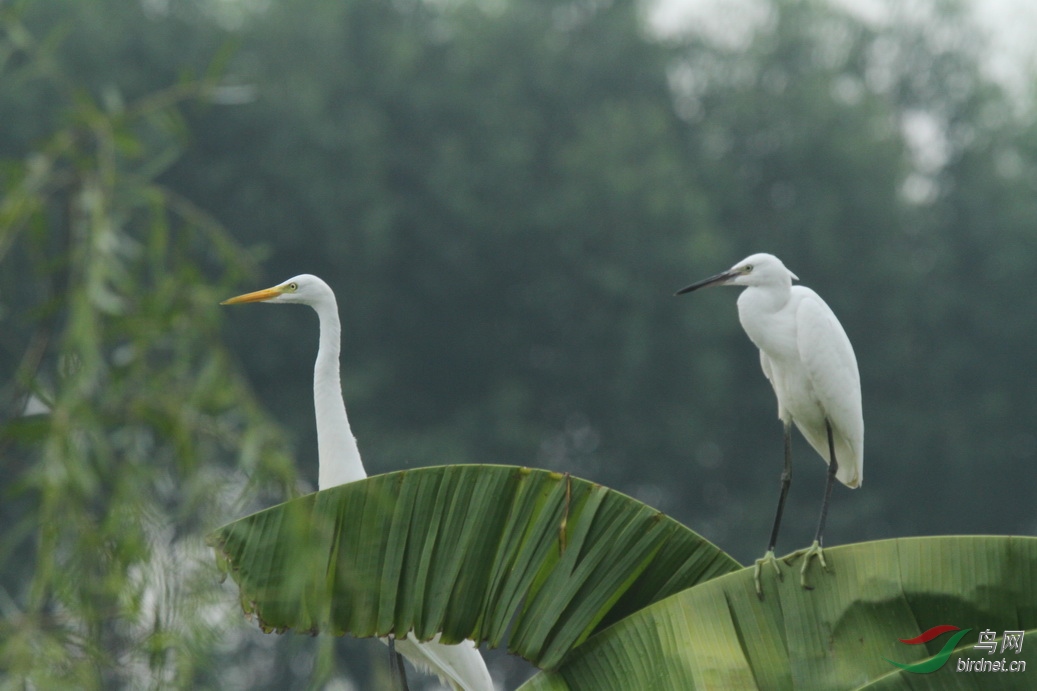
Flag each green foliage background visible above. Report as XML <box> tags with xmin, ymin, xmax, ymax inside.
<box><xmin>2</xmin><ymin>0</ymin><xmax>1036</xmax><ymax>687</ymax></box>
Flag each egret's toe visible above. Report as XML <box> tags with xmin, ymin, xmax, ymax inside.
<box><xmin>799</xmin><ymin>540</ymin><xmax>829</xmax><ymax>589</ymax></box>
<box><xmin>753</xmin><ymin>550</ymin><xmax>782</xmax><ymax>597</ymax></box>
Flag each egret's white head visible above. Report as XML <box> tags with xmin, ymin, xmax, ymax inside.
<box><xmin>675</xmin><ymin>253</ymin><xmax>798</xmax><ymax>294</ymax></box>
<box><xmin>221</xmin><ymin>274</ymin><xmax>334</xmax><ymax>308</ymax></box>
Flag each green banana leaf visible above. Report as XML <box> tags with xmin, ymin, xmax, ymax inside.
<box><xmin>518</xmin><ymin>535</ymin><xmax>1037</xmax><ymax>690</ymax></box>
<box><xmin>208</xmin><ymin>465</ymin><xmax>741</xmax><ymax>668</ymax></box>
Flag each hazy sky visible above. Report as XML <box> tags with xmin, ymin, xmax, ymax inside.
<box><xmin>650</xmin><ymin>0</ymin><xmax>1037</xmax><ymax>103</ymax></box>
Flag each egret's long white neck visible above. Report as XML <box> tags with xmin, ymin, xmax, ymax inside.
<box><xmin>736</xmin><ymin>281</ymin><xmax>794</xmax><ymax>355</ymax></box>
<box><xmin>737</xmin><ymin>279</ymin><xmax>792</xmax><ymax>316</ymax></box>
<box><xmin>312</xmin><ymin>296</ymin><xmax>366</xmax><ymax>488</ymax></box>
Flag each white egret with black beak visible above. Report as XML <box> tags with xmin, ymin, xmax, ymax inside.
<box><xmin>676</xmin><ymin>254</ymin><xmax>863</xmax><ymax>596</ymax></box>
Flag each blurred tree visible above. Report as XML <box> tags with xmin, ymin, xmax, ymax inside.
<box><xmin>0</xmin><ymin>4</ymin><xmax>299</xmax><ymax>688</ymax></box>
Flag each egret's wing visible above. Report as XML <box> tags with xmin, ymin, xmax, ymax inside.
<box><xmin>393</xmin><ymin>633</ymin><xmax>494</xmax><ymax>691</ymax></box>
<box><xmin>795</xmin><ymin>291</ymin><xmax>864</xmax><ymax>488</ymax></box>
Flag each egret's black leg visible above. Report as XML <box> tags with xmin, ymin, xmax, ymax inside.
<box><xmin>767</xmin><ymin>423</ymin><xmax>794</xmax><ymax>552</ymax></box>
<box><xmin>754</xmin><ymin>422</ymin><xmax>793</xmax><ymax>597</ymax></box>
<box><xmin>800</xmin><ymin>419</ymin><xmax>838</xmax><ymax>589</ymax></box>
<box><xmin>813</xmin><ymin>420</ymin><xmax>839</xmax><ymax>546</ymax></box>
<box><xmin>389</xmin><ymin>636</ymin><xmax>411</xmax><ymax>691</ymax></box>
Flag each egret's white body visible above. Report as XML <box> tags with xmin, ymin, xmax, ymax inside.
<box><xmin>223</xmin><ymin>274</ymin><xmax>494</xmax><ymax>691</ymax></box>
<box><xmin>733</xmin><ymin>257</ymin><xmax>862</xmax><ymax>488</ymax></box>
<box><xmin>677</xmin><ymin>253</ymin><xmax>863</xmax><ymax>593</ymax></box>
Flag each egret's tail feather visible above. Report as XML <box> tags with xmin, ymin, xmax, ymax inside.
<box><xmin>391</xmin><ymin>633</ymin><xmax>494</xmax><ymax>691</ymax></box>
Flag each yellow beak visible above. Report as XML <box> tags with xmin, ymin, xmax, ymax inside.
<box><xmin>220</xmin><ymin>286</ymin><xmax>283</xmax><ymax>305</ymax></box>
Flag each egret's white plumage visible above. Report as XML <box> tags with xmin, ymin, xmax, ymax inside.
<box><xmin>677</xmin><ymin>253</ymin><xmax>863</xmax><ymax>593</ymax></box>
<box><xmin>223</xmin><ymin>274</ymin><xmax>494</xmax><ymax>691</ymax></box>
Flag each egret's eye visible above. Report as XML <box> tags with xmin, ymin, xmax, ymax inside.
<box><xmin>743</xmin><ymin>265</ymin><xmax>753</xmax><ymax>273</ymax></box>
<box><xmin>287</xmin><ymin>282</ymin><xmax>298</xmax><ymax>291</ymax></box>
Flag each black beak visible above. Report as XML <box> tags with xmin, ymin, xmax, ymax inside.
<box><xmin>674</xmin><ymin>269</ymin><xmax>737</xmax><ymax>296</ymax></box>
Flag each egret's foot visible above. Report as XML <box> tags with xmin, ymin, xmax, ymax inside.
<box><xmin>798</xmin><ymin>540</ymin><xmax>829</xmax><ymax>590</ymax></box>
<box><xmin>753</xmin><ymin>549</ymin><xmax>782</xmax><ymax>597</ymax></box>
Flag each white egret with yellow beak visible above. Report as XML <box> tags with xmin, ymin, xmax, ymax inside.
<box><xmin>223</xmin><ymin>274</ymin><xmax>494</xmax><ymax>690</ymax></box>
